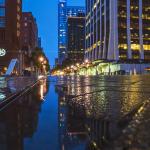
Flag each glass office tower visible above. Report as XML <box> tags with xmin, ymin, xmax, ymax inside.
<box><xmin>58</xmin><ymin>0</ymin><xmax>67</xmax><ymax>65</ymax></box>
<box><xmin>67</xmin><ymin>6</ymin><xmax>85</xmax><ymax>17</ymax></box>
<box><xmin>58</xmin><ymin>0</ymin><xmax>85</xmax><ymax>65</ymax></box>
<box><xmin>85</xmin><ymin>0</ymin><xmax>150</xmax><ymax>62</ymax></box>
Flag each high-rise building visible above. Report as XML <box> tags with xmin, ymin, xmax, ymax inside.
<box><xmin>67</xmin><ymin>6</ymin><xmax>85</xmax><ymax>17</ymax></box>
<box><xmin>21</xmin><ymin>12</ymin><xmax>38</xmax><ymax>54</ymax></box>
<box><xmin>85</xmin><ymin>0</ymin><xmax>150</xmax><ymax>62</ymax></box>
<box><xmin>0</xmin><ymin>0</ymin><xmax>22</xmax><ymax>74</ymax></box>
<box><xmin>67</xmin><ymin>13</ymin><xmax>85</xmax><ymax>64</ymax></box>
<box><xmin>58</xmin><ymin>0</ymin><xmax>85</xmax><ymax>65</ymax></box>
<box><xmin>58</xmin><ymin>0</ymin><xmax>67</xmax><ymax>65</ymax></box>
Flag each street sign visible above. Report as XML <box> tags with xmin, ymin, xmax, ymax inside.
<box><xmin>0</xmin><ymin>48</ymin><xmax>6</xmax><ymax>56</ymax></box>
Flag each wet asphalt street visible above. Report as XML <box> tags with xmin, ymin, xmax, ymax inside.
<box><xmin>0</xmin><ymin>75</ymin><xmax>150</xmax><ymax>150</ymax></box>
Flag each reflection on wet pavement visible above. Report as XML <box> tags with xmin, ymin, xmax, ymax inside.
<box><xmin>0</xmin><ymin>77</ymin><xmax>36</xmax><ymax>102</ymax></box>
<box><xmin>0</xmin><ymin>77</ymin><xmax>8</xmax><ymax>101</ymax></box>
<box><xmin>56</xmin><ymin>75</ymin><xmax>150</xmax><ymax>150</ymax></box>
<box><xmin>0</xmin><ymin>76</ymin><xmax>150</xmax><ymax>150</ymax></box>
<box><xmin>0</xmin><ymin>79</ymin><xmax>49</xmax><ymax>150</ymax></box>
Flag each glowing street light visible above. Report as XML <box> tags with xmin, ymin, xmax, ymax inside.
<box><xmin>39</xmin><ymin>56</ymin><xmax>44</xmax><ymax>62</ymax></box>
<box><xmin>76</xmin><ymin>63</ymin><xmax>80</xmax><ymax>67</ymax></box>
<box><xmin>85</xmin><ymin>59</ymin><xmax>89</xmax><ymax>63</ymax></box>
<box><xmin>43</xmin><ymin>65</ymin><xmax>46</xmax><ymax>69</ymax></box>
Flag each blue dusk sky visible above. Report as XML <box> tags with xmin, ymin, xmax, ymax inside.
<box><xmin>23</xmin><ymin>0</ymin><xmax>85</xmax><ymax>66</ymax></box>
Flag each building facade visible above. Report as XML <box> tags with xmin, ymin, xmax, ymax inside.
<box><xmin>67</xmin><ymin>13</ymin><xmax>85</xmax><ymax>64</ymax></box>
<box><xmin>20</xmin><ymin>12</ymin><xmax>38</xmax><ymax>70</ymax></box>
<box><xmin>0</xmin><ymin>0</ymin><xmax>22</xmax><ymax>74</ymax></box>
<box><xmin>58</xmin><ymin>0</ymin><xmax>67</xmax><ymax>65</ymax></box>
<box><xmin>21</xmin><ymin>12</ymin><xmax>38</xmax><ymax>54</ymax></box>
<box><xmin>58</xmin><ymin>0</ymin><xmax>85</xmax><ymax>65</ymax></box>
<box><xmin>67</xmin><ymin>6</ymin><xmax>85</xmax><ymax>17</ymax></box>
<box><xmin>85</xmin><ymin>0</ymin><xmax>150</xmax><ymax>62</ymax></box>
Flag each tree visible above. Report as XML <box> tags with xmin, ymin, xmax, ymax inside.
<box><xmin>31</xmin><ymin>47</ymin><xmax>50</xmax><ymax>72</ymax></box>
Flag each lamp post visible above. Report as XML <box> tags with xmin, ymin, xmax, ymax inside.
<box><xmin>39</xmin><ymin>56</ymin><xmax>44</xmax><ymax>63</ymax></box>
<box><xmin>39</xmin><ymin>56</ymin><xmax>47</xmax><ymax>76</ymax></box>
<box><xmin>85</xmin><ymin>59</ymin><xmax>89</xmax><ymax>64</ymax></box>
<box><xmin>38</xmin><ymin>56</ymin><xmax>44</xmax><ymax>75</ymax></box>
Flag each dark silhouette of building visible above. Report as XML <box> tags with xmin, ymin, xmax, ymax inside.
<box><xmin>67</xmin><ymin>14</ymin><xmax>85</xmax><ymax>64</ymax></box>
<box><xmin>21</xmin><ymin>12</ymin><xmax>38</xmax><ymax>54</ymax></box>
<box><xmin>0</xmin><ymin>80</ymin><xmax>49</xmax><ymax>150</ymax></box>
<box><xmin>20</xmin><ymin>12</ymin><xmax>38</xmax><ymax>69</ymax></box>
<box><xmin>0</xmin><ymin>0</ymin><xmax>22</xmax><ymax>74</ymax></box>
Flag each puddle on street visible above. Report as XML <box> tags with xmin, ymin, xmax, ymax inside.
<box><xmin>0</xmin><ymin>76</ymin><xmax>150</xmax><ymax>150</ymax></box>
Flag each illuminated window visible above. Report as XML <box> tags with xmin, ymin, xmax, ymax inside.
<box><xmin>131</xmin><ymin>44</ymin><xmax>140</xmax><ymax>50</ymax></box>
<box><xmin>118</xmin><ymin>44</ymin><xmax>127</xmax><ymax>50</ymax></box>
<box><xmin>143</xmin><ymin>45</ymin><xmax>150</xmax><ymax>51</ymax></box>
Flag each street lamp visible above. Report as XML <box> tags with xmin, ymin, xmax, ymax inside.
<box><xmin>38</xmin><ymin>56</ymin><xmax>46</xmax><ymax>76</ymax></box>
<box><xmin>85</xmin><ymin>59</ymin><xmax>89</xmax><ymax>64</ymax></box>
<box><xmin>76</xmin><ymin>63</ymin><xmax>80</xmax><ymax>67</ymax></box>
<box><xmin>39</xmin><ymin>56</ymin><xmax>44</xmax><ymax>62</ymax></box>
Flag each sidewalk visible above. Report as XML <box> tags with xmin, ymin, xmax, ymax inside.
<box><xmin>0</xmin><ymin>76</ymin><xmax>38</xmax><ymax>108</ymax></box>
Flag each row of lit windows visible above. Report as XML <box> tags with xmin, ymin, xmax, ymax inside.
<box><xmin>118</xmin><ymin>44</ymin><xmax>127</xmax><ymax>50</ymax></box>
<box><xmin>119</xmin><ymin>55</ymin><xmax>141</xmax><ymax>59</ymax></box>
<box><xmin>130</xmin><ymin>6</ymin><xmax>139</xmax><ymax>10</ymax></box>
<box><xmin>68</xmin><ymin>51</ymin><xmax>84</xmax><ymax>53</ymax></box>
<box><xmin>142</xmin><ymin>14</ymin><xmax>150</xmax><ymax>20</ymax></box>
<box><xmin>143</xmin><ymin>7</ymin><xmax>150</xmax><ymax>12</ymax></box>
<box><xmin>87</xmin><ymin>43</ymin><xmax>150</xmax><ymax>51</ymax></box>
<box><xmin>17</xmin><ymin>2</ymin><xmax>21</xmax><ymax>37</ymax></box>
<box><xmin>86</xmin><ymin>41</ymin><xmax>101</xmax><ymax>52</ymax></box>
<box><xmin>143</xmin><ymin>45</ymin><xmax>150</xmax><ymax>50</ymax></box>
<box><xmin>118</xmin><ymin>44</ymin><xmax>150</xmax><ymax>51</ymax></box>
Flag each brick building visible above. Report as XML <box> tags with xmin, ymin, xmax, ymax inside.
<box><xmin>0</xmin><ymin>0</ymin><xmax>22</xmax><ymax>74</ymax></box>
<box><xmin>20</xmin><ymin>12</ymin><xmax>38</xmax><ymax>70</ymax></box>
<box><xmin>21</xmin><ymin>12</ymin><xmax>38</xmax><ymax>54</ymax></box>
